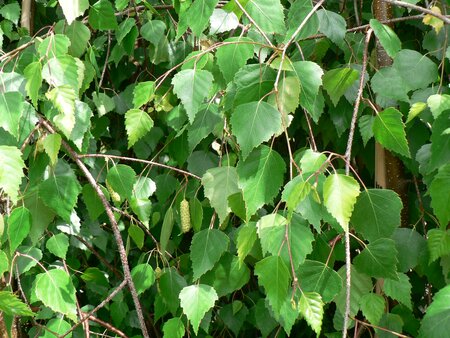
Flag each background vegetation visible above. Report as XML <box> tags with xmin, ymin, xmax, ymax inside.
<box><xmin>0</xmin><ymin>0</ymin><xmax>449</xmax><ymax>337</ymax></box>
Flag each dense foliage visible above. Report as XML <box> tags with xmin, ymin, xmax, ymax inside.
<box><xmin>0</xmin><ymin>0</ymin><xmax>449</xmax><ymax>337</ymax></box>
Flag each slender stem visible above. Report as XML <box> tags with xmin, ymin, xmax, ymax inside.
<box><xmin>41</xmin><ymin>119</ymin><xmax>150</xmax><ymax>338</ymax></box>
<box><xmin>79</xmin><ymin>153</ymin><xmax>201</xmax><ymax>180</ymax></box>
<box><xmin>382</xmin><ymin>0</ymin><xmax>450</xmax><ymax>24</ymax></box>
<box><xmin>345</xmin><ymin>29</ymin><xmax>373</xmax><ymax>175</ymax></box>
<box><xmin>234</xmin><ymin>0</ymin><xmax>275</xmax><ymax>48</ymax></box>
<box><xmin>61</xmin><ymin>280</ymin><xmax>128</xmax><ymax>337</ymax></box>
<box><xmin>85</xmin><ymin>315</ymin><xmax>128</xmax><ymax>338</ymax></box>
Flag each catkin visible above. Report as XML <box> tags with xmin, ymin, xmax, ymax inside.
<box><xmin>180</xmin><ymin>199</ymin><xmax>191</xmax><ymax>233</ymax></box>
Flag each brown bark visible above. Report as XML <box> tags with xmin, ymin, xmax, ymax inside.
<box><xmin>373</xmin><ymin>0</ymin><xmax>409</xmax><ymax>226</ymax></box>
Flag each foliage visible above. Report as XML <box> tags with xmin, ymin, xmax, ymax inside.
<box><xmin>0</xmin><ymin>0</ymin><xmax>449</xmax><ymax>337</ymax></box>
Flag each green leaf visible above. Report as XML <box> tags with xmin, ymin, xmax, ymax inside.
<box><xmin>297</xmin><ymin>260</ymin><xmax>343</xmax><ymax>302</ymax></box>
<box><xmin>292</xmin><ymin>61</ymin><xmax>324</xmax><ymax>122</ymax></box>
<box><xmin>257</xmin><ymin>214</ymin><xmax>314</xmax><ymax>269</ymax></box>
<box><xmin>179</xmin><ymin>0</ymin><xmax>219</xmax><ymax>37</ymax></box>
<box><xmin>237</xmin><ymin>146</ymin><xmax>286</xmax><ymax>219</ymax></box>
<box><xmin>429</xmin><ymin>111</ymin><xmax>450</xmax><ymax>173</ymax></box>
<box><xmin>35</xmin><ymin>269</ymin><xmax>77</xmax><ymax>320</ymax></box>
<box><xmin>351</xmin><ymin>189</ymin><xmax>402</xmax><ymax>242</ymax></box>
<box><xmin>370</xmin><ymin>19</ymin><xmax>402</xmax><ymax>58</ymax></box>
<box><xmin>317</xmin><ymin>9</ymin><xmax>346</xmax><ymax>45</ymax></box>
<box><xmin>46</xmin><ymin>233</ymin><xmax>69</xmax><ymax>259</ymax></box>
<box><xmin>299</xmin><ymin>149</ymin><xmax>327</xmax><ymax>173</ymax></box>
<box><xmin>42</xmin><ymin>56</ymin><xmax>82</xmax><ymax>92</ymax></box>
<box><xmin>359</xmin><ymin>293</ymin><xmax>385</xmax><ymax>325</ymax></box>
<box><xmin>188</xmin><ymin>104</ymin><xmax>222</xmax><ymax>152</ymax></box>
<box><xmin>334</xmin><ymin>265</ymin><xmax>373</xmax><ymax>316</ymax></box>
<box><xmin>216</xmin><ymin>37</ymin><xmax>254</xmax><ymax>83</ymax></box>
<box><xmin>53</xmin><ymin>20</ymin><xmax>90</xmax><ymax>58</ymax></box>
<box><xmin>202</xmin><ymin>166</ymin><xmax>240</xmax><ymax>224</ymax></box>
<box><xmin>163</xmin><ymin>317</ymin><xmax>185</xmax><ymax>338</ymax></box>
<box><xmin>0</xmin><ymin>3</ymin><xmax>20</xmax><ymax>25</ymax></box>
<box><xmin>89</xmin><ymin>0</ymin><xmax>118</xmax><ymax>30</ymax></box>
<box><xmin>393</xmin><ymin>49</ymin><xmax>438</xmax><ymax>90</ymax></box>
<box><xmin>179</xmin><ymin>284</ymin><xmax>218</xmax><ymax>335</ymax></box>
<box><xmin>236</xmin><ymin>223</ymin><xmax>257</xmax><ymax>266</ymax></box>
<box><xmin>159</xmin><ymin>267</ymin><xmax>187</xmax><ymax>314</ymax></box>
<box><xmin>39</xmin><ymin>162</ymin><xmax>81</xmax><ymax>222</ymax></box>
<box><xmin>141</xmin><ymin>20</ymin><xmax>166</xmax><ymax>45</ymax></box>
<box><xmin>116</xmin><ymin>17</ymin><xmax>135</xmax><ymax>44</ymax></box>
<box><xmin>46</xmin><ymin>85</ymin><xmax>76</xmax><ymax>138</ymax></box>
<box><xmin>370</xmin><ymin>67</ymin><xmax>410</xmax><ymax>103</ymax></box>
<box><xmin>430</xmin><ymin>164</ymin><xmax>450</xmax><ymax>228</ymax></box>
<box><xmin>282</xmin><ymin>176</ymin><xmax>311</xmax><ymax>213</ymax></box>
<box><xmin>24</xmin><ymin>62</ymin><xmax>42</xmax><ymax>107</ymax></box>
<box><xmin>190</xmin><ymin>197</ymin><xmax>203</xmax><ymax>233</ymax></box>
<box><xmin>160</xmin><ymin>207</ymin><xmax>174</xmax><ymax>256</ymax></box>
<box><xmin>125</xmin><ymin>109</ymin><xmax>154</xmax><ymax>148</ymax></box>
<box><xmin>406</xmin><ymin>102</ymin><xmax>427</xmax><ymax>123</ymax></box>
<box><xmin>131</xmin><ymin>263</ymin><xmax>155</xmax><ymax>295</ymax></box>
<box><xmin>41</xmin><ymin>318</ymin><xmax>71</xmax><ymax>337</ymax></box>
<box><xmin>42</xmin><ymin>133</ymin><xmax>62</xmax><ymax>166</ymax></box>
<box><xmin>0</xmin><ymin>146</ymin><xmax>25</xmax><ymax>203</ymax></box>
<box><xmin>172</xmin><ymin>69</ymin><xmax>214</xmax><ymax>123</ymax></box>
<box><xmin>0</xmin><ymin>250</ymin><xmax>9</xmax><ymax>276</ymax></box>
<box><xmin>70</xmin><ymin>100</ymin><xmax>92</xmax><ymax>151</ymax></box>
<box><xmin>210</xmin><ymin>9</ymin><xmax>239</xmax><ymax>34</ymax></box>
<box><xmin>58</xmin><ymin>0</ymin><xmax>89</xmax><ymax>24</ymax></box>
<box><xmin>323</xmin><ymin>68</ymin><xmax>359</xmax><ymax>106</ymax></box>
<box><xmin>418</xmin><ymin>284</ymin><xmax>450</xmax><ymax>338</ymax></box>
<box><xmin>269</xmin><ymin>74</ymin><xmax>301</xmax><ymax>121</ymax></box>
<box><xmin>82</xmin><ymin>184</ymin><xmax>109</xmax><ymax>220</ymax></box>
<box><xmin>254</xmin><ymin>255</ymin><xmax>291</xmax><ymax>316</ymax></box>
<box><xmin>323</xmin><ymin>174</ymin><xmax>360</xmax><ymax>231</ymax></box>
<box><xmin>285</xmin><ymin>0</ymin><xmax>319</xmax><ymax>41</ymax></box>
<box><xmin>427</xmin><ymin>94</ymin><xmax>450</xmax><ymax>119</ymax></box>
<box><xmin>359</xmin><ymin>115</ymin><xmax>375</xmax><ymax>146</ymax></box>
<box><xmin>354</xmin><ymin>238</ymin><xmax>399</xmax><ymax>280</ymax></box>
<box><xmin>200</xmin><ymin>253</ymin><xmax>250</xmax><ymax>297</ymax></box>
<box><xmin>7</xmin><ymin>207</ymin><xmax>31</xmax><ymax>255</ymax></box>
<box><xmin>383</xmin><ymin>273</ymin><xmax>412</xmax><ymax>310</ymax></box>
<box><xmin>245</xmin><ymin>0</ymin><xmax>285</xmax><ymax>34</ymax></box>
<box><xmin>132</xmin><ymin>81</ymin><xmax>155</xmax><ymax>109</ymax></box>
<box><xmin>391</xmin><ymin>228</ymin><xmax>427</xmax><ymax>272</ymax></box>
<box><xmin>373</xmin><ymin>107</ymin><xmax>411</xmax><ymax>158</ymax></box>
<box><xmin>0</xmin><ymin>91</ymin><xmax>24</xmax><ymax>138</ymax></box>
<box><xmin>106</xmin><ymin>164</ymin><xmax>136</xmax><ymax>202</ymax></box>
<box><xmin>0</xmin><ymin>291</ymin><xmax>34</xmax><ymax>317</ymax></box>
<box><xmin>231</xmin><ymin>101</ymin><xmax>282</xmax><ymax>159</ymax></box>
<box><xmin>37</xmin><ymin>34</ymin><xmax>71</xmax><ymax>58</ymax></box>
<box><xmin>190</xmin><ymin>229</ymin><xmax>230</xmax><ymax>280</ymax></box>
<box><xmin>299</xmin><ymin>292</ymin><xmax>324</xmax><ymax>335</ymax></box>
<box><xmin>427</xmin><ymin>229</ymin><xmax>450</xmax><ymax>263</ymax></box>
<box><xmin>128</xmin><ymin>223</ymin><xmax>145</xmax><ymax>248</ymax></box>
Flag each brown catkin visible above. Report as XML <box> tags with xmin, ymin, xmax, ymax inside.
<box><xmin>180</xmin><ymin>199</ymin><xmax>191</xmax><ymax>233</ymax></box>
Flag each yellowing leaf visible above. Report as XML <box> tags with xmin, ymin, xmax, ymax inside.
<box><xmin>423</xmin><ymin>7</ymin><xmax>444</xmax><ymax>34</ymax></box>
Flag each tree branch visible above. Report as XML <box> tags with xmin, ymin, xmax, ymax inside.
<box><xmin>382</xmin><ymin>0</ymin><xmax>450</xmax><ymax>24</ymax></box>
<box><xmin>40</xmin><ymin>119</ymin><xmax>150</xmax><ymax>338</ymax></box>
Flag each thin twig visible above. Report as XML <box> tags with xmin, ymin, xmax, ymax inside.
<box><xmin>342</xmin><ymin>28</ymin><xmax>373</xmax><ymax>338</ymax></box>
<box><xmin>345</xmin><ymin>29</ymin><xmax>372</xmax><ymax>175</ymax></box>
<box><xmin>382</xmin><ymin>0</ymin><xmax>450</xmax><ymax>24</ymax></box>
<box><xmin>98</xmin><ymin>31</ymin><xmax>112</xmax><ymax>89</ymax></box>
<box><xmin>234</xmin><ymin>0</ymin><xmax>275</xmax><ymax>48</ymax></box>
<box><xmin>63</xmin><ymin>260</ymin><xmax>90</xmax><ymax>338</ymax></box>
<box><xmin>351</xmin><ymin>317</ymin><xmax>411</xmax><ymax>337</ymax></box>
<box><xmin>84</xmin><ymin>315</ymin><xmax>128</xmax><ymax>338</ymax></box>
<box><xmin>40</xmin><ymin>119</ymin><xmax>150</xmax><ymax>338</ymax></box>
<box><xmin>79</xmin><ymin>153</ymin><xmax>201</xmax><ymax>180</ymax></box>
<box><xmin>61</xmin><ymin>280</ymin><xmax>128</xmax><ymax>337</ymax></box>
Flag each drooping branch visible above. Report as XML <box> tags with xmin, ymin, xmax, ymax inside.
<box><xmin>382</xmin><ymin>0</ymin><xmax>450</xmax><ymax>24</ymax></box>
<box><xmin>40</xmin><ymin>119</ymin><xmax>150</xmax><ymax>338</ymax></box>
